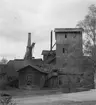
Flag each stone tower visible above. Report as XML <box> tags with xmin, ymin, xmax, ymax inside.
<box><xmin>54</xmin><ymin>28</ymin><xmax>83</xmax><ymax>71</ymax></box>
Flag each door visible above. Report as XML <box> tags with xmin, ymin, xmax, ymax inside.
<box><xmin>26</xmin><ymin>74</ymin><xmax>33</xmax><ymax>85</ymax></box>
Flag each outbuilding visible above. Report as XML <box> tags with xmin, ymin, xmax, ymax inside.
<box><xmin>17</xmin><ymin>64</ymin><xmax>47</xmax><ymax>89</ymax></box>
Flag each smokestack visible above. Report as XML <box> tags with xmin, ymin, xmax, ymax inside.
<box><xmin>50</xmin><ymin>30</ymin><xmax>53</xmax><ymax>51</ymax></box>
<box><xmin>27</xmin><ymin>33</ymin><xmax>31</xmax><ymax>47</ymax></box>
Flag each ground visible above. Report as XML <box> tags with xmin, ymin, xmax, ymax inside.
<box><xmin>1</xmin><ymin>88</ymin><xmax>96</xmax><ymax>105</ymax></box>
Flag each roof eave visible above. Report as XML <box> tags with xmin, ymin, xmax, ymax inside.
<box><xmin>54</xmin><ymin>28</ymin><xmax>84</xmax><ymax>33</ymax></box>
<box><xmin>17</xmin><ymin>64</ymin><xmax>47</xmax><ymax>74</ymax></box>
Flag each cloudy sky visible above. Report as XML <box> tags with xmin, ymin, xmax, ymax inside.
<box><xmin>0</xmin><ymin>0</ymin><xmax>96</xmax><ymax>60</ymax></box>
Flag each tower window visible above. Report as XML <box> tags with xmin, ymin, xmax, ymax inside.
<box><xmin>65</xmin><ymin>34</ymin><xmax>67</xmax><ymax>38</ymax></box>
<box><xmin>63</xmin><ymin>48</ymin><xmax>68</xmax><ymax>54</ymax></box>
<box><xmin>63</xmin><ymin>48</ymin><xmax>65</xmax><ymax>53</ymax></box>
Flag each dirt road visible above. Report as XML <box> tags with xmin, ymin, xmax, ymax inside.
<box><xmin>12</xmin><ymin>89</ymin><xmax>96</xmax><ymax>105</ymax></box>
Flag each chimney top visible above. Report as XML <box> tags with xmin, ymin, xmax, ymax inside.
<box><xmin>28</xmin><ymin>32</ymin><xmax>31</xmax><ymax>35</ymax></box>
<box><xmin>27</xmin><ymin>32</ymin><xmax>31</xmax><ymax>47</ymax></box>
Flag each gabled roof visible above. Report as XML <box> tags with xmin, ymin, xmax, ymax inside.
<box><xmin>54</xmin><ymin>28</ymin><xmax>84</xmax><ymax>33</ymax></box>
<box><xmin>17</xmin><ymin>64</ymin><xmax>47</xmax><ymax>73</ymax></box>
<box><xmin>3</xmin><ymin>59</ymin><xmax>43</xmax><ymax>77</ymax></box>
<box><xmin>13</xmin><ymin>59</ymin><xmax>42</xmax><ymax>70</ymax></box>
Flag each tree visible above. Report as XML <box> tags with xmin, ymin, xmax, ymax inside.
<box><xmin>77</xmin><ymin>4</ymin><xmax>96</xmax><ymax>68</ymax></box>
<box><xmin>91</xmin><ymin>45</ymin><xmax>96</xmax><ymax>66</ymax></box>
<box><xmin>77</xmin><ymin>4</ymin><xmax>96</xmax><ymax>55</ymax></box>
<box><xmin>0</xmin><ymin>58</ymin><xmax>8</xmax><ymax>64</ymax></box>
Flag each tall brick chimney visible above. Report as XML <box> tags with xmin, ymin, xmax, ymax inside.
<box><xmin>27</xmin><ymin>32</ymin><xmax>31</xmax><ymax>47</ymax></box>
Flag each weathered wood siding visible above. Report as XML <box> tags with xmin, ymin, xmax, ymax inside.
<box><xmin>18</xmin><ymin>66</ymin><xmax>46</xmax><ymax>89</ymax></box>
<box><xmin>55</xmin><ymin>31</ymin><xmax>82</xmax><ymax>68</ymax></box>
<box><xmin>47</xmin><ymin>76</ymin><xmax>58</xmax><ymax>88</ymax></box>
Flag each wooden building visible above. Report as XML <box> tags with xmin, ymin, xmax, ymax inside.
<box><xmin>4</xmin><ymin>59</ymin><xmax>43</xmax><ymax>77</ymax></box>
<box><xmin>17</xmin><ymin>64</ymin><xmax>47</xmax><ymax>89</ymax></box>
<box><xmin>54</xmin><ymin>28</ymin><xmax>83</xmax><ymax>68</ymax></box>
<box><xmin>2</xmin><ymin>59</ymin><xmax>43</xmax><ymax>88</ymax></box>
<box><xmin>1</xmin><ymin>28</ymin><xmax>94</xmax><ymax>91</ymax></box>
<box><xmin>41</xmin><ymin>28</ymin><xmax>85</xmax><ymax>90</ymax></box>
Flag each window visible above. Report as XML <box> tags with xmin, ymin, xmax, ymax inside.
<box><xmin>58</xmin><ymin>76</ymin><xmax>63</xmax><ymax>87</ymax></box>
<box><xmin>63</xmin><ymin>48</ymin><xmax>68</xmax><ymax>54</ymax></box>
<box><xmin>63</xmin><ymin>48</ymin><xmax>65</xmax><ymax>53</ymax></box>
<box><xmin>65</xmin><ymin>34</ymin><xmax>67</xmax><ymax>38</ymax></box>
<box><xmin>26</xmin><ymin>74</ymin><xmax>33</xmax><ymax>85</ymax></box>
<box><xmin>59</xmin><ymin>79</ymin><xmax>62</xmax><ymax>85</ymax></box>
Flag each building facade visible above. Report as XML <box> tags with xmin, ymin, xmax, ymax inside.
<box><xmin>54</xmin><ymin>28</ymin><xmax>83</xmax><ymax>69</ymax></box>
<box><xmin>17</xmin><ymin>65</ymin><xmax>47</xmax><ymax>89</ymax></box>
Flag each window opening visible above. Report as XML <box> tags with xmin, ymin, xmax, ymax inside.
<box><xmin>65</xmin><ymin>34</ymin><xmax>67</xmax><ymax>38</ymax></box>
<box><xmin>63</xmin><ymin>48</ymin><xmax>65</xmax><ymax>53</ymax></box>
<box><xmin>26</xmin><ymin>74</ymin><xmax>33</xmax><ymax>85</ymax></box>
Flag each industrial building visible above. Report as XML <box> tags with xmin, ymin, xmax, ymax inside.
<box><xmin>0</xmin><ymin>28</ymin><xmax>94</xmax><ymax>92</ymax></box>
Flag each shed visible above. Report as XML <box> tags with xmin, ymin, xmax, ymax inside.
<box><xmin>17</xmin><ymin>64</ymin><xmax>48</xmax><ymax>89</ymax></box>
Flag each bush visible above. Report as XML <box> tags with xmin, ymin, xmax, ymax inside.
<box><xmin>0</xmin><ymin>79</ymin><xmax>8</xmax><ymax>90</ymax></box>
<box><xmin>0</xmin><ymin>93</ymin><xmax>16</xmax><ymax>105</ymax></box>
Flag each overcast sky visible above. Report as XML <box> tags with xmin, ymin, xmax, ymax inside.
<box><xmin>0</xmin><ymin>0</ymin><xmax>96</xmax><ymax>60</ymax></box>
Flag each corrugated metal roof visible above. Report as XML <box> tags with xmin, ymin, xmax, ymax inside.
<box><xmin>54</xmin><ymin>28</ymin><xmax>84</xmax><ymax>33</ymax></box>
